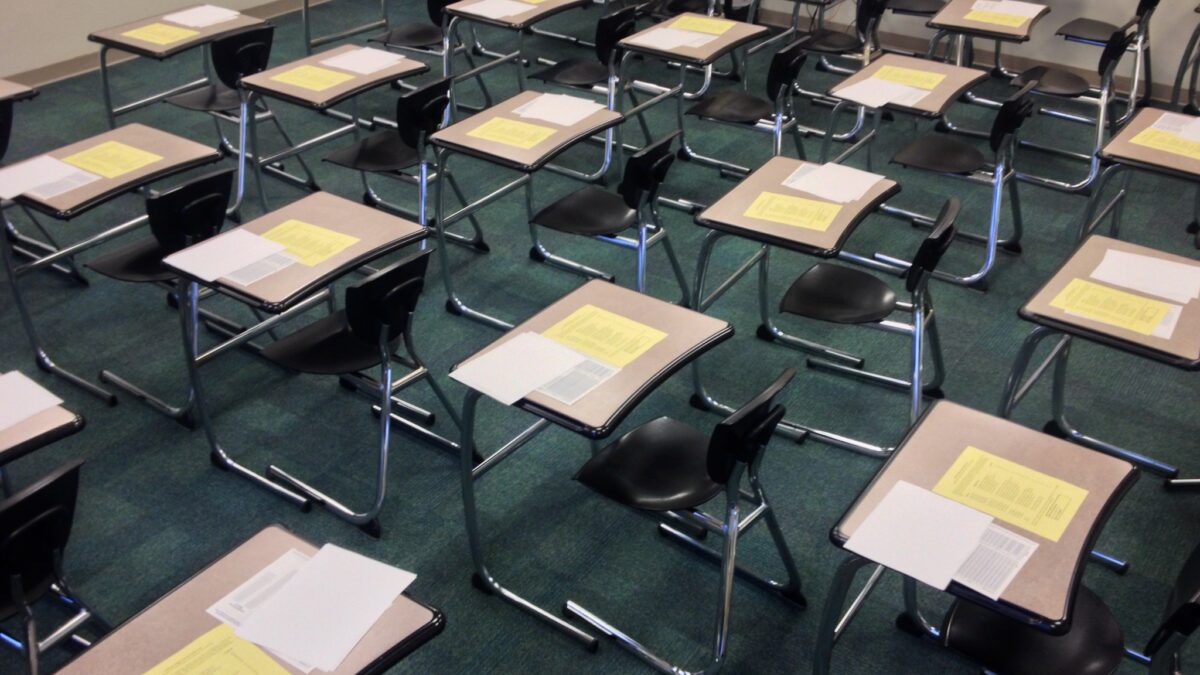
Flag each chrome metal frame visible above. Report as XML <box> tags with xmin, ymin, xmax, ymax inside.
<box><xmin>98</xmin><ymin>43</ymin><xmax>212</xmax><ymax>129</ymax></box>
<box><xmin>0</xmin><ymin>574</ymin><xmax>108</xmax><ymax>675</ymax></box>
<box><xmin>301</xmin><ymin>0</ymin><xmax>389</xmax><ymax>54</ymax></box>
<box><xmin>1171</xmin><ymin>16</ymin><xmax>1200</xmax><ymax>114</ymax></box>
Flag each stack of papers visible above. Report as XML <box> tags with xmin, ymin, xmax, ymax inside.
<box><xmin>0</xmin><ymin>155</ymin><xmax>100</xmax><ymax>200</ymax></box>
<box><xmin>450</xmin><ymin>332</ymin><xmax>617</xmax><ymax>405</ymax></box>
<box><xmin>514</xmin><ymin>93</ymin><xmax>605</xmax><ymax>126</ymax></box>
<box><xmin>1150</xmin><ymin>112</ymin><xmax>1200</xmax><ymax>141</ymax></box>
<box><xmin>782</xmin><ymin>163</ymin><xmax>884</xmax><ymax>203</ymax></box>
<box><xmin>163</xmin><ymin>229</ymin><xmax>290</xmax><ymax>284</ymax></box>
<box><xmin>965</xmin><ymin>0</ymin><xmax>1043</xmax><ymax>27</ymax></box>
<box><xmin>627</xmin><ymin>27</ymin><xmax>717</xmax><ymax>51</ymax></box>
<box><xmin>1053</xmin><ymin>277</ymin><xmax>1182</xmax><ymax>339</ymax></box>
<box><xmin>465</xmin><ymin>0</ymin><xmax>534</xmax><ymax>19</ymax></box>
<box><xmin>207</xmin><ymin>545</ymin><xmax>417</xmax><ymax>672</ymax></box>
<box><xmin>163</xmin><ymin>5</ymin><xmax>241</xmax><ymax>28</ymax></box>
<box><xmin>835</xmin><ymin>78</ymin><xmax>928</xmax><ymax>109</ymax></box>
<box><xmin>1091</xmin><ymin>248</ymin><xmax>1200</xmax><ymax>305</ymax></box>
<box><xmin>0</xmin><ymin>371</ymin><xmax>63</xmax><ymax>432</ymax></box>
<box><xmin>320</xmin><ymin>47</ymin><xmax>405</xmax><ymax>75</ymax></box>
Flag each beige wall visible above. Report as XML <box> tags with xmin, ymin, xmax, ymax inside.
<box><xmin>764</xmin><ymin>0</ymin><xmax>1197</xmax><ymax>93</ymax></box>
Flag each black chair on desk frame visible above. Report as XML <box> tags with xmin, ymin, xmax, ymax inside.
<box><xmin>0</xmin><ymin>460</ymin><xmax>109</xmax><ymax>675</ymax></box>
<box><xmin>565</xmin><ymin>368</ymin><xmax>806</xmax><ymax>675</ymax></box>
<box><xmin>322</xmin><ymin>78</ymin><xmax>487</xmax><ymax>252</ymax></box>
<box><xmin>774</xmin><ymin>198</ymin><xmax>957</xmax><ymax>457</ymax></box>
<box><xmin>251</xmin><ymin>249</ymin><xmax>464</xmax><ymax>537</ymax></box>
<box><xmin>83</xmin><ymin>168</ymin><xmax>235</xmax><ymax>427</ymax></box>
<box><xmin>1055</xmin><ymin>0</ymin><xmax>1157</xmax><ymax>119</ymax></box>
<box><xmin>942</xmin><ymin>532</ymin><xmax>1200</xmax><ymax>675</ymax></box>
<box><xmin>528</xmin><ymin>131</ymin><xmax>692</xmax><ymax>301</ymax></box>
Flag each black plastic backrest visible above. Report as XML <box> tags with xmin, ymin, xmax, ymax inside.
<box><xmin>595</xmin><ymin>6</ymin><xmax>639</xmax><ymax>66</ymax></box>
<box><xmin>0</xmin><ymin>100</ymin><xmax>13</xmax><ymax>162</ymax></box>
<box><xmin>724</xmin><ymin>0</ymin><xmax>752</xmax><ymax>23</ymax></box>
<box><xmin>345</xmin><ymin>248</ymin><xmax>433</xmax><ymax>344</ymax></box>
<box><xmin>428</xmin><ymin>0</ymin><xmax>455</xmax><ymax>25</ymax></box>
<box><xmin>988</xmin><ymin>82</ymin><xmax>1036</xmax><ymax>152</ymax></box>
<box><xmin>1097</xmin><ymin>24</ymin><xmax>1137</xmax><ymax>78</ymax></box>
<box><xmin>211</xmin><ymin>26</ymin><xmax>274</xmax><ymax>90</ymax></box>
<box><xmin>146</xmin><ymin>168</ymin><xmax>235</xmax><ymax>253</ymax></box>
<box><xmin>857</xmin><ymin>0</ymin><xmax>890</xmax><ymax>36</ymax></box>
<box><xmin>618</xmin><ymin>131</ymin><xmax>680</xmax><ymax>209</ymax></box>
<box><xmin>706</xmin><ymin>368</ymin><xmax>795</xmax><ymax>484</ymax></box>
<box><xmin>396</xmin><ymin>78</ymin><xmax>452</xmax><ymax>148</ymax></box>
<box><xmin>1135</xmin><ymin>0</ymin><xmax>1159</xmax><ymax>19</ymax></box>
<box><xmin>904</xmin><ymin>197</ymin><xmax>958</xmax><ymax>292</ymax></box>
<box><xmin>0</xmin><ymin>460</ymin><xmax>82</xmax><ymax>618</ymax></box>
<box><xmin>1145</xmin><ymin>538</ymin><xmax>1200</xmax><ymax>658</ymax></box>
<box><xmin>766</xmin><ymin>40</ymin><xmax>808</xmax><ymax>102</ymax></box>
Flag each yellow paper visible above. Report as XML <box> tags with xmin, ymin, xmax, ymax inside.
<box><xmin>261</xmin><ymin>219</ymin><xmax>359</xmax><ymax>266</ymax></box>
<box><xmin>744</xmin><ymin>192</ymin><xmax>841</xmax><ymax>231</ymax></box>
<box><xmin>1049</xmin><ymin>278</ymin><xmax>1172</xmax><ymax>336</ymax></box>
<box><xmin>143</xmin><ymin>624</ymin><xmax>288</xmax><ymax>675</ymax></box>
<box><xmin>542</xmin><ymin>304</ymin><xmax>667</xmax><ymax>367</ymax></box>
<box><xmin>873</xmin><ymin>65</ymin><xmax>946</xmax><ymax>91</ymax></box>
<box><xmin>932</xmin><ymin>446</ymin><xmax>1088</xmax><ymax>542</ymax></box>
<box><xmin>122</xmin><ymin>22</ymin><xmax>200</xmax><ymax>45</ymax></box>
<box><xmin>269</xmin><ymin>65</ymin><xmax>356</xmax><ymax>92</ymax></box>
<box><xmin>466</xmin><ymin>117</ymin><xmax>557</xmax><ymax>150</ymax></box>
<box><xmin>62</xmin><ymin>141</ymin><xmax>162</xmax><ymax>179</ymax></box>
<box><xmin>1129</xmin><ymin>127</ymin><xmax>1200</xmax><ymax>160</ymax></box>
<box><xmin>670</xmin><ymin>15</ymin><xmax>736</xmax><ymax>35</ymax></box>
<box><xmin>962</xmin><ymin>9</ymin><xmax>1028</xmax><ymax>27</ymax></box>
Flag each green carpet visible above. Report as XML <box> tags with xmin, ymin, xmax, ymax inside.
<box><xmin>2</xmin><ymin>2</ymin><xmax>1198</xmax><ymax>673</ymax></box>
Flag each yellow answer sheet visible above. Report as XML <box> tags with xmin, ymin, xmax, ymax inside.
<box><xmin>143</xmin><ymin>624</ymin><xmax>288</xmax><ymax>675</ymax></box>
<box><xmin>1049</xmin><ymin>278</ymin><xmax>1172</xmax><ymax>336</ymax></box>
<box><xmin>261</xmin><ymin>219</ymin><xmax>360</xmax><ymax>266</ymax></box>
<box><xmin>122</xmin><ymin>22</ymin><xmax>200</xmax><ymax>45</ymax></box>
<box><xmin>670</xmin><ymin>15</ymin><xmax>736</xmax><ymax>35</ymax></box>
<box><xmin>270</xmin><ymin>65</ymin><xmax>356</xmax><ymax>92</ymax></box>
<box><xmin>932</xmin><ymin>446</ymin><xmax>1088</xmax><ymax>542</ymax></box>
<box><xmin>962</xmin><ymin>10</ymin><xmax>1028</xmax><ymax>27</ymax></box>
<box><xmin>62</xmin><ymin>141</ymin><xmax>162</xmax><ymax>179</ymax></box>
<box><xmin>744</xmin><ymin>192</ymin><xmax>841</xmax><ymax>231</ymax></box>
<box><xmin>873</xmin><ymin>65</ymin><xmax>946</xmax><ymax>91</ymax></box>
<box><xmin>542</xmin><ymin>304</ymin><xmax>667</xmax><ymax>367</ymax></box>
<box><xmin>466</xmin><ymin>117</ymin><xmax>557</xmax><ymax>150</ymax></box>
<box><xmin>1129</xmin><ymin>127</ymin><xmax>1200</xmax><ymax>161</ymax></box>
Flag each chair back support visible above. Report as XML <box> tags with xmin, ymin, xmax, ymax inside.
<box><xmin>1144</xmin><ymin>539</ymin><xmax>1200</xmax><ymax>663</ymax></box>
<box><xmin>856</xmin><ymin>0</ymin><xmax>890</xmax><ymax>39</ymax></box>
<box><xmin>396</xmin><ymin>78</ymin><xmax>452</xmax><ymax>149</ymax></box>
<box><xmin>705</xmin><ymin>369</ymin><xmax>795</xmax><ymax>484</ymax></box>
<box><xmin>1135</xmin><ymin>0</ymin><xmax>1159</xmax><ymax>19</ymax></box>
<box><xmin>0</xmin><ymin>101</ymin><xmax>13</xmax><ymax>162</ymax></box>
<box><xmin>1097</xmin><ymin>23</ymin><xmax>1137</xmax><ymax>79</ymax></box>
<box><xmin>211</xmin><ymin>26</ymin><xmax>275</xmax><ymax>90</ymax></box>
<box><xmin>147</xmin><ymin>168</ymin><xmax>235</xmax><ymax>253</ymax></box>
<box><xmin>428</xmin><ymin>0</ymin><xmax>455</xmax><ymax>26</ymax></box>
<box><xmin>618</xmin><ymin>131</ymin><xmax>680</xmax><ymax>209</ymax></box>
<box><xmin>0</xmin><ymin>460</ymin><xmax>83</xmax><ymax>619</ymax></box>
<box><xmin>724</xmin><ymin>0</ymin><xmax>753</xmax><ymax>23</ymax></box>
<box><xmin>594</xmin><ymin>6</ymin><xmax>639</xmax><ymax>67</ymax></box>
<box><xmin>988</xmin><ymin>82</ymin><xmax>1036</xmax><ymax>153</ymax></box>
<box><xmin>346</xmin><ymin>248</ymin><xmax>433</xmax><ymax>344</ymax></box>
<box><xmin>904</xmin><ymin>197</ymin><xmax>958</xmax><ymax>293</ymax></box>
<box><xmin>766</xmin><ymin>40</ymin><xmax>809</xmax><ymax>102</ymax></box>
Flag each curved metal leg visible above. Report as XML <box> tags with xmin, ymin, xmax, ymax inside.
<box><xmin>813</xmin><ymin>555</ymin><xmax>879</xmax><ymax>675</ymax></box>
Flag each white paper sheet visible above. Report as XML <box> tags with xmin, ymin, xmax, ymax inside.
<box><xmin>952</xmin><ymin>523</ymin><xmax>1038</xmax><ymax>600</ymax></box>
<box><xmin>834</xmin><ymin>78</ymin><xmax>927</xmax><ymax>109</ymax></box>
<box><xmin>464</xmin><ymin>0</ymin><xmax>534</xmax><ymax>19</ymax></box>
<box><xmin>450</xmin><ymin>332</ymin><xmax>589</xmax><ymax>405</ymax></box>
<box><xmin>972</xmin><ymin>0</ymin><xmax>1044</xmax><ymax>18</ymax></box>
<box><xmin>225</xmin><ymin>252</ymin><xmax>297</xmax><ymax>287</ymax></box>
<box><xmin>1090</xmin><ymin>248</ymin><xmax>1200</xmax><ymax>305</ymax></box>
<box><xmin>537</xmin><ymin>358</ymin><xmax>618</xmax><ymax>404</ymax></box>
<box><xmin>0</xmin><ymin>155</ymin><xmax>100</xmax><ymax>200</ymax></box>
<box><xmin>163</xmin><ymin>4</ymin><xmax>241</xmax><ymax>28</ymax></box>
<box><xmin>845</xmin><ymin>480</ymin><xmax>993</xmax><ymax>590</ymax></box>
<box><xmin>235</xmin><ymin>544</ymin><xmax>417</xmax><ymax>673</ymax></box>
<box><xmin>1150</xmin><ymin>303</ymin><xmax>1184</xmax><ymax>340</ymax></box>
<box><xmin>320</xmin><ymin>47</ymin><xmax>404</xmax><ymax>75</ymax></box>
<box><xmin>207</xmin><ymin>549</ymin><xmax>315</xmax><ymax>673</ymax></box>
<box><xmin>783</xmin><ymin>162</ymin><xmax>884</xmax><ymax>203</ymax></box>
<box><xmin>162</xmin><ymin>229</ymin><xmax>286</xmax><ymax>283</ymax></box>
<box><xmin>1152</xmin><ymin>112</ymin><xmax>1200</xmax><ymax>141</ymax></box>
<box><xmin>626</xmin><ymin>27</ymin><xmax>718</xmax><ymax>51</ymax></box>
<box><xmin>514</xmin><ymin>93</ymin><xmax>605</xmax><ymax>127</ymax></box>
<box><xmin>0</xmin><ymin>371</ymin><xmax>63</xmax><ymax>432</ymax></box>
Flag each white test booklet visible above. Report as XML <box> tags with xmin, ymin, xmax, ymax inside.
<box><xmin>1090</xmin><ymin>248</ymin><xmax>1200</xmax><ymax>305</ymax></box>
<box><xmin>783</xmin><ymin>163</ymin><xmax>884</xmax><ymax>203</ymax></box>
<box><xmin>627</xmin><ymin>27</ymin><xmax>718</xmax><ymax>51</ymax></box>
<box><xmin>952</xmin><ymin>523</ymin><xmax>1038</xmax><ymax>600</ymax></box>
<box><xmin>163</xmin><ymin>4</ymin><xmax>241</xmax><ymax>28</ymax></box>
<box><xmin>1151</xmin><ymin>112</ymin><xmax>1200</xmax><ymax>141</ymax></box>
<box><xmin>163</xmin><ymin>229</ymin><xmax>287</xmax><ymax>283</ymax></box>
<box><xmin>845</xmin><ymin>480</ymin><xmax>993</xmax><ymax>590</ymax></box>
<box><xmin>450</xmin><ymin>332</ymin><xmax>590</xmax><ymax>405</ymax></box>
<box><xmin>835</xmin><ymin>78</ymin><xmax>927</xmax><ymax>109</ymax></box>
<box><xmin>0</xmin><ymin>155</ymin><xmax>100</xmax><ymax>200</ymax></box>
<box><xmin>0</xmin><ymin>371</ymin><xmax>63</xmax><ymax>432</ymax></box>
<box><xmin>514</xmin><ymin>93</ymin><xmax>605</xmax><ymax>127</ymax></box>
<box><xmin>320</xmin><ymin>47</ymin><xmax>405</xmax><ymax>75</ymax></box>
<box><xmin>235</xmin><ymin>544</ymin><xmax>417</xmax><ymax>673</ymax></box>
<box><xmin>463</xmin><ymin>0</ymin><xmax>534</xmax><ymax>19</ymax></box>
<box><xmin>972</xmin><ymin>0</ymin><xmax>1044</xmax><ymax>18</ymax></box>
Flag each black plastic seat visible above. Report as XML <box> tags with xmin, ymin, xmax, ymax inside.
<box><xmin>1013</xmin><ymin>65</ymin><xmax>1092</xmax><ymax>97</ymax></box>
<box><xmin>532</xmin><ymin>60</ymin><xmax>609</xmax><ymax>88</ymax></box>
<box><xmin>889</xmin><ymin>0</ymin><xmax>946</xmax><ymax>15</ymax></box>
<box><xmin>1057</xmin><ymin>17</ymin><xmax>1120</xmax><ymax>45</ymax></box>
<box><xmin>167</xmin><ymin>84</ymin><xmax>242</xmax><ymax>113</ymax></box>
<box><xmin>165</xmin><ymin>26</ymin><xmax>274</xmax><ymax>113</ymax></box>
<box><xmin>799</xmin><ymin>0</ymin><xmax>887</xmax><ymax>55</ymax></box>
<box><xmin>780</xmin><ymin>263</ymin><xmax>897</xmax><ymax>324</ymax></box>
<box><xmin>944</xmin><ymin>586</ymin><xmax>1124</xmax><ymax>675</ymax></box>
<box><xmin>892</xmin><ymin>133</ymin><xmax>987</xmax><ymax>175</ymax></box>
<box><xmin>371</xmin><ymin>22</ymin><xmax>442</xmax><ymax>48</ymax></box>
<box><xmin>576</xmin><ymin>417</ymin><xmax>717</xmax><ymax>511</ymax></box>
<box><xmin>687</xmin><ymin>90</ymin><xmax>774</xmax><ymax>124</ymax></box>
<box><xmin>805</xmin><ymin>29</ymin><xmax>862</xmax><ymax>54</ymax></box>
<box><xmin>686</xmin><ymin>38</ymin><xmax>808</xmax><ymax>140</ymax></box>
<box><xmin>322</xmin><ymin>78</ymin><xmax>450</xmax><ymax>175</ymax></box>
<box><xmin>531</xmin><ymin>7</ymin><xmax>638</xmax><ymax>89</ymax></box>
<box><xmin>84</xmin><ymin>238</ymin><xmax>179</xmax><ymax>283</ymax></box>
<box><xmin>259</xmin><ymin>309</ymin><xmax>388</xmax><ymax>375</ymax></box>
<box><xmin>323</xmin><ymin>131</ymin><xmax>422</xmax><ymax>173</ymax></box>
<box><xmin>530</xmin><ymin>185</ymin><xmax>636</xmax><ymax>237</ymax></box>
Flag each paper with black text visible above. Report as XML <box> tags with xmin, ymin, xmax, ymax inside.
<box><xmin>783</xmin><ymin>163</ymin><xmax>884</xmax><ymax>203</ymax></box>
<box><xmin>953</xmin><ymin>523</ymin><xmax>1038</xmax><ymax>600</ymax></box>
<box><xmin>450</xmin><ymin>332</ymin><xmax>589</xmax><ymax>405</ymax></box>
<box><xmin>0</xmin><ymin>155</ymin><xmax>100</xmax><ymax>200</ymax></box>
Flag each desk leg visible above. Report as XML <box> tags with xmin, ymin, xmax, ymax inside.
<box><xmin>457</xmin><ymin>390</ymin><xmax>600</xmax><ymax>649</ymax></box>
<box><xmin>813</xmin><ymin>555</ymin><xmax>880</xmax><ymax>675</ymax></box>
<box><xmin>3</xmin><ymin>204</ymin><xmax>89</xmax><ymax>284</ymax></box>
<box><xmin>895</xmin><ymin>577</ymin><xmax>940</xmax><ymax>640</ymax></box>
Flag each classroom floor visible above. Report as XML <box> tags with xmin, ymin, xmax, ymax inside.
<box><xmin>2</xmin><ymin>2</ymin><xmax>1198</xmax><ymax>673</ymax></box>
